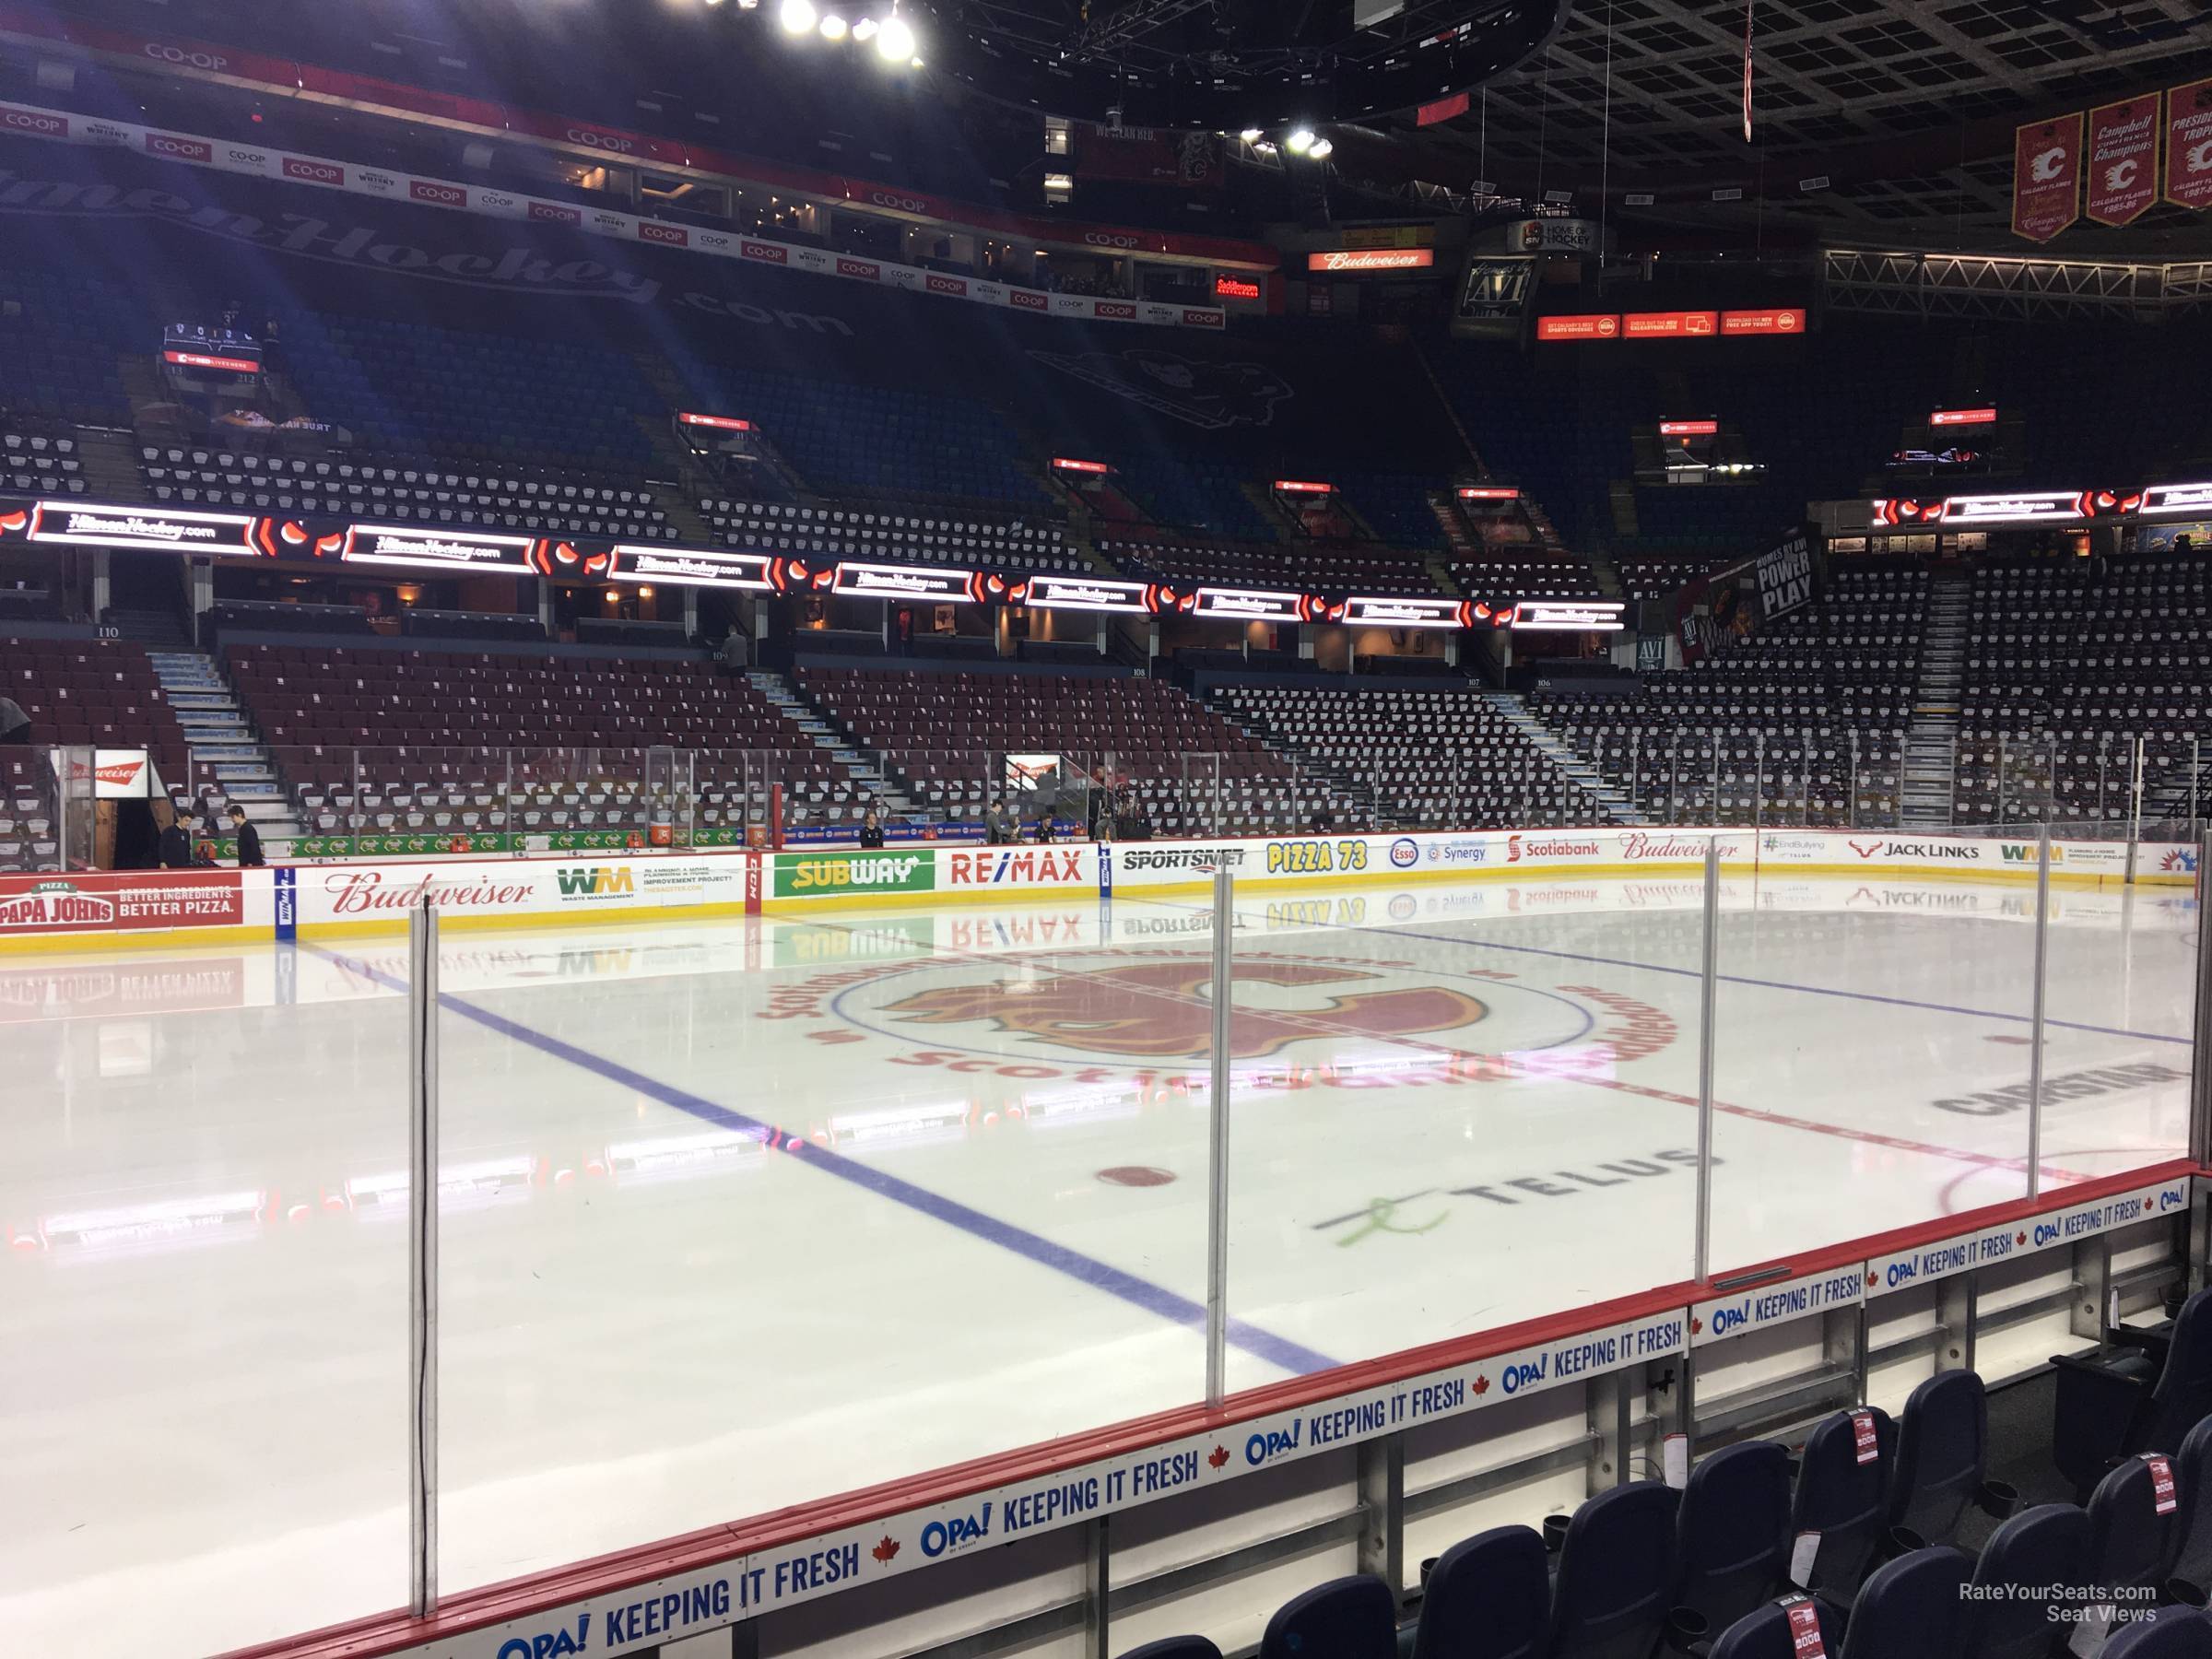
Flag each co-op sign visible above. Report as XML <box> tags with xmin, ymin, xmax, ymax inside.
<box><xmin>143</xmin><ymin>41</ymin><xmax>231</xmax><ymax>70</ymax></box>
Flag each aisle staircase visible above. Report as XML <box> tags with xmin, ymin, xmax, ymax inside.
<box><xmin>1485</xmin><ymin>690</ymin><xmax>1644</xmax><ymax>824</ymax></box>
<box><xmin>152</xmin><ymin>649</ymin><xmax>304</xmax><ymax>840</ymax></box>
<box><xmin>1900</xmin><ymin>570</ymin><xmax>1970</xmax><ymax>829</ymax></box>
<box><xmin>747</xmin><ymin>669</ymin><xmax>919</xmax><ymax>819</ymax></box>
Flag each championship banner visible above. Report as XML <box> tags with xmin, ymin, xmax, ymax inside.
<box><xmin>2012</xmin><ymin>113</ymin><xmax>2084</xmax><ymax>242</ymax></box>
<box><xmin>2086</xmin><ymin>96</ymin><xmax>2159</xmax><ymax>226</ymax></box>
<box><xmin>2167</xmin><ymin>78</ymin><xmax>2212</xmax><ymax>212</ymax></box>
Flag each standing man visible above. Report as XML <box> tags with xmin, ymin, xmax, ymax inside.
<box><xmin>158</xmin><ymin>800</ymin><xmax>196</xmax><ymax>869</ymax></box>
<box><xmin>228</xmin><ymin>804</ymin><xmax>265</xmax><ymax>867</ymax></box>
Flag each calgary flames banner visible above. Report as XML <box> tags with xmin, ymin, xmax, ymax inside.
<box><xmin>2012</xmin><ymin>113</ymin><xmax>2084</xmax><ymax>243</ymax></box>
<box><xmin>2086</xmin><ymin>96</ymin><xmax>2159</xmax><ymax>226</ymax></box>
<box><xmin>2169</xmin><ymin>77</ymin><xmax>2212</xmax><ymax>212</ymax></box>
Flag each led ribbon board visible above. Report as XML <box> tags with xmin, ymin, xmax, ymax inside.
<box><xmin>832</xmin><ymin>563</ymin><xmax>985</xmax><ymax>603</ymax></box>
<box><xmin>1020</xmin><ymin>575</ymin><xmax>1155</xmax><ymax>614</ymax></box>
<box><xmin>1340</xmin><ymin>595</ymin><xmax>1472</xmax><ymax>629</ymax></box>
<box><xmin>606</xmin><ymin>547</ymin><xmax>776</xmax><ymax>589</ymax></box>
<box><xmin>19</xmin><ymin>502</ymin><xmax>261</xmax><ymax>554</ymax></box>
<box><xmin>340</xmin><ymin>526</ymin><xmax>539</xmax><ymax>571</ymax></box>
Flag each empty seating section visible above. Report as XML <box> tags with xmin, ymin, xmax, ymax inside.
<box><xmin>1</xmin><ymin>422</ymin><xmax>88</xmax><ymax>500</ymax></box>
<box><xmin>1333</xmin><ymin>472</ymin><xmax>1445</xmax><ymax>547</ymax></box>
<box><xmin>0</xmin><ymin>265</ymin><xmax>138</xmax><ymax>425</ymax></box>
<box><xmin>1535</xmin><ymin>563</ymin><xmax>1924</xmax><ymax>826</ymax></box>
<box><xmin>1101</xmin><ymin>529</ymin><xmax>1441</xmax><ymax>595</ymax></box>
<box><xmin>1212</xmin><ymin>685</ymin><xmax>1597</xmax><ymax>829</ymax></box>
<box><xmin>1</xmin><ymin>636</ymin><xmax>188</xmax><ymax>871</ymax></box>
<box><xmin>672</xmin><ymin>359</ymin><xmax>1045</xmax><ymax>510</ymax></box>
<box><xmin>1110</xmin><ymin>457</ymin><xmax>1274</xmax><ymax>540</ymax></box>
<box><xmin>1959</xmin><ymin>553</ymin><xmax>2212</xmax><ymax>826</ymax></box>
<box><xmin>225</xmin><ymin>644</ymin><xmax>841</xmax><ymax>841</ymax></box>
<box><xmin>794</xmin><ymin>665</ymin><xmax>1341</xmax><ymax>836</ymax></box>
<box><xmin>276</xmin><ymin>311</ymin><xmax>659</xmax><ymax>471</ymax></box>
<box><xmin>700</xmin><ymin>497</ymin><xmax>1076</xmax><ymax>573</ymax></box>
<box><xmin>140</xmin><ymin>447</ymin><xmax>674</xmax><ymax>540</ymax></box>
<box><xmin>1448</xmin><ymin>552</ymin><xmax>1604</xmax><ymax>606</ymax></box>
<box><xmin>1618</xmin><ymin>555</ymin><xmax>1726</xmax><ymax>604</ymax></box>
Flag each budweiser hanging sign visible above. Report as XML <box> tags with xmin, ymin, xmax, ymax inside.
<box><xmin>2086</xmin><ymin>96</ymin><xmax>2159</xmax><ymax>225</ymax></box>
<box><xmin>2167</xmin><ymin>78</ymin><xmax>2212</xmax><ymax>212</ymax></box>
<box><xmin>2012</xmin><ymin>113</ymin><xmax>2083</xmax><ymax>242</ymax></box>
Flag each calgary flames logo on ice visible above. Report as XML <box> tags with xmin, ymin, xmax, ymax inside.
<box><xmin>881</xmin><ymin>958</ymin><xmax>1487</xmax><ymax>1061</ymax></box>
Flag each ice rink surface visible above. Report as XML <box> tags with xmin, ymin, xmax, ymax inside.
<box><xmin>0</xmin><ymin>869</ymin><xmax>2194</xmax><ymax>1656</ymax></box>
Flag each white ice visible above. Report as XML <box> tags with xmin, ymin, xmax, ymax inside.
<box><xmin>0</xmin><ymin>870</ymin><xmax>2192</xmax><ymax>1657</ymax></box>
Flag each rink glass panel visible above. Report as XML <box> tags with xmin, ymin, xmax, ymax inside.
<box><xmin>1219</xmin><ymin>829</ymin><xmax>1702</xmax><ymax>1384</ymax></box>
<box><xmin>429</xmin><ymin>888</ymin><xmax>1216</xmax><ymax>1594</ymax></box>
<box><xmin>0</xmin><ymin>931</ymin><xmax>416</xmax><ymax>1658</ymax></box>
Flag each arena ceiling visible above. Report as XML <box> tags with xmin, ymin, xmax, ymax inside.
<box><xmin>1349</xmin><ymin>0</ymin><xmax>2212</xmax><ymax>255</ymax></box>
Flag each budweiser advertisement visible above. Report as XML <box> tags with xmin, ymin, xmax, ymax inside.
<box><xmin>1305</xmin><ymin>248</ymin><xmax>1434</xmax><ymax>273</ymax></box>
<box><xmin>2169</xmin><ymin>77</ymin><xmax>2212</xmax><ymax>212</ymax></box>
<box><xmin>2086</xmin><ymin>95</ymin><xmax>2159</xmax><ymax>226</ymax></box>
<box><xmin>0</xmin><ymin>871</ymin><xmax>243</xmax><ymax>937</ymax></box>
<box><xmin>2012</xmin><ymin>113</ymin><xmax>2084</xmax><ymax>242</ymax></box>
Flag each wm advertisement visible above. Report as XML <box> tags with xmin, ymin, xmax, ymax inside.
<box><xmin>772</xmin><ymin>852</ymin><xmax>936</xmax><ymax>899</ymax></box>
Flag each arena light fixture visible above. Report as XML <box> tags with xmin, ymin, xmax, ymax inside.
<box><xmin>780</xmin><ymin>0</ymin><xmax>817</xmax><ymax>33</ymax></box>
<box><xmin>1239</xmin><ymin>126</ymin><xmax>1264</xmax><ymax>144</ymax></box>
<box><xmin>1309</xmin><ymin>138</ymin><xmax>1334</xmax><ymax>159</ymax></box>
<box><xmin>1286</xmin><ymin>128</ymin><xmax>1316</xmax><ymax>155</ymax></box>
<box><xmin>877</xmin><ymin>13</ymin><xmax>917</xmax><ymax>60</ymax></box>
<box><xmin>820</xmin><ymin>12</ymin><xmax>848</xmax><ymax>39</ymax></box>
<box><xmin>853</xmin><ymin>16</ymin><xmax>877</xmax><ymax>38</ymax></box>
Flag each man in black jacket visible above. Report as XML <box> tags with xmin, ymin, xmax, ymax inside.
<box><xmin>157</xmin><ymin>800</ymin><xmax>197</xmax><ymax>869</ymax></box>
<box><xmin>228</xmin><ymin>805</ymin><xmax>265</xmax><ymax>867</ymax></box>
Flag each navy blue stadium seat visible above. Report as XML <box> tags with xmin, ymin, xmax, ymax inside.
<box><xmin>1121</xmin><ymin>1640</ymin><xmax>1223</xmax><ymax>1659</ymax></box>
<box><xmin>1543</xmin><ymin>1481</ymin><xmax>1678</xmax><ymax>1659</ymax></box>
<box><xmin>1790</xmin><ymin>1406</ymin><xmax>1898</xmax><ymax>1601</ymax></box>
<box><xmin>2106</xmin><ymin>1607</ymin><xmax>2212</xmax><ymax>1658</ymax></box>
<box><xmin>2088</xmin><ymin>1454</ymin><xmax>2183</xmax><ymax>1606</ymax></box>
<box><xmin>1707</xmin><ymin>1594</ymin><xmax>1842</xmax><ymax>1659</ymax></box>
<box><xmin>1261</xmin><ymin>1573</ymin><xmax>1395</xmax><ymax>1659</ymax></box>
<box><xmin>1673</xmin><ymin>1441</ymin><xmax>1793</xmax><ymax>1638</ymax></box>
<box><xmin>1963</xmin><ymin>1504</ymin><xmax>2092</xmax><ymax>1659</ymax></box>
<box><xmin>2167</xmin><ymin>1415</ymin><xmax>2212</xmax><ymax>1602</ymax></box>
<box><xmin>2053</xmin><ymin>1288</ymin><xmax>2212</xmax><ymax>1499</ymax></box>
<box><xmin>1889</xmin><ymin>1371</ymin><xmax>2010</xmax><ymax>1547</ymax></box>
<box><xmin>1838</xmin><ymin>1547</ymin><xmax>1972</xmax><ymax>1659</ymax></box>
<box><xmin>1406</xmin><ymin>1525</ymin><xmax>1547</xmax><ymax>1659</ymax></box>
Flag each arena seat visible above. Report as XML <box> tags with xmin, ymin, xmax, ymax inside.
<box><xmin>1706</xmin><ymin>1595</ymin><xmax>1842</xmax><ymax>1659</ymax></box>
<box><xmin>2106</xmin><ymin>1607</ymin><xmax>2212</xmax><ymax>1658</ymax></box>
<box><xmin>1961</xmin><ymin>1504</ymin><xmax>2090</xmax><ymax>1659</ymax></box>
<box><xmin>1888</xmin><ymin>1371</ymin><xmax>2011</xmax><ymax>1549</ymax></box>
<box><xmin>1787</xmin><ymin>1406</ymin><xmax>1898</xmax><ymax>1603</ymax></box>
<box><xmin>1831</xmin><ymin>1547</ymin><xmax>1972</xmax><ymax>1659</ymax></box>
<box><xmin>2168</xmin><ymin>1416</ymin><xmax>2212</xmax><ymax>1604</ymax></box>
<box><xmin>1258</xmin><ymin>1573</ymin><xmax>1395</xmax><ymax>1659</ymax></box>
<box><xmin>1669</xmin><ymin>1441</ymin><xmax>1793</xmax><ymax>1640</ymax></box>
<box><xmin>1405</xmin><ymin>1525</ymin><xmax>1547</xmax><ymax>1659</ymax></box>
<box><xmin>1541</xmin><ymin>1479</ymin><xmax>1678</xmax><ymax>1659</ymax></box>
<box><xmin>1100</xmin><ymin>528</ymin><xmax>1441</xmax><ymax>595</ymax></box>
<box><xmin>2084</xmin><ymin>1455</ymin><xmax>2180</xmax><ymax>1609</ymax></box>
